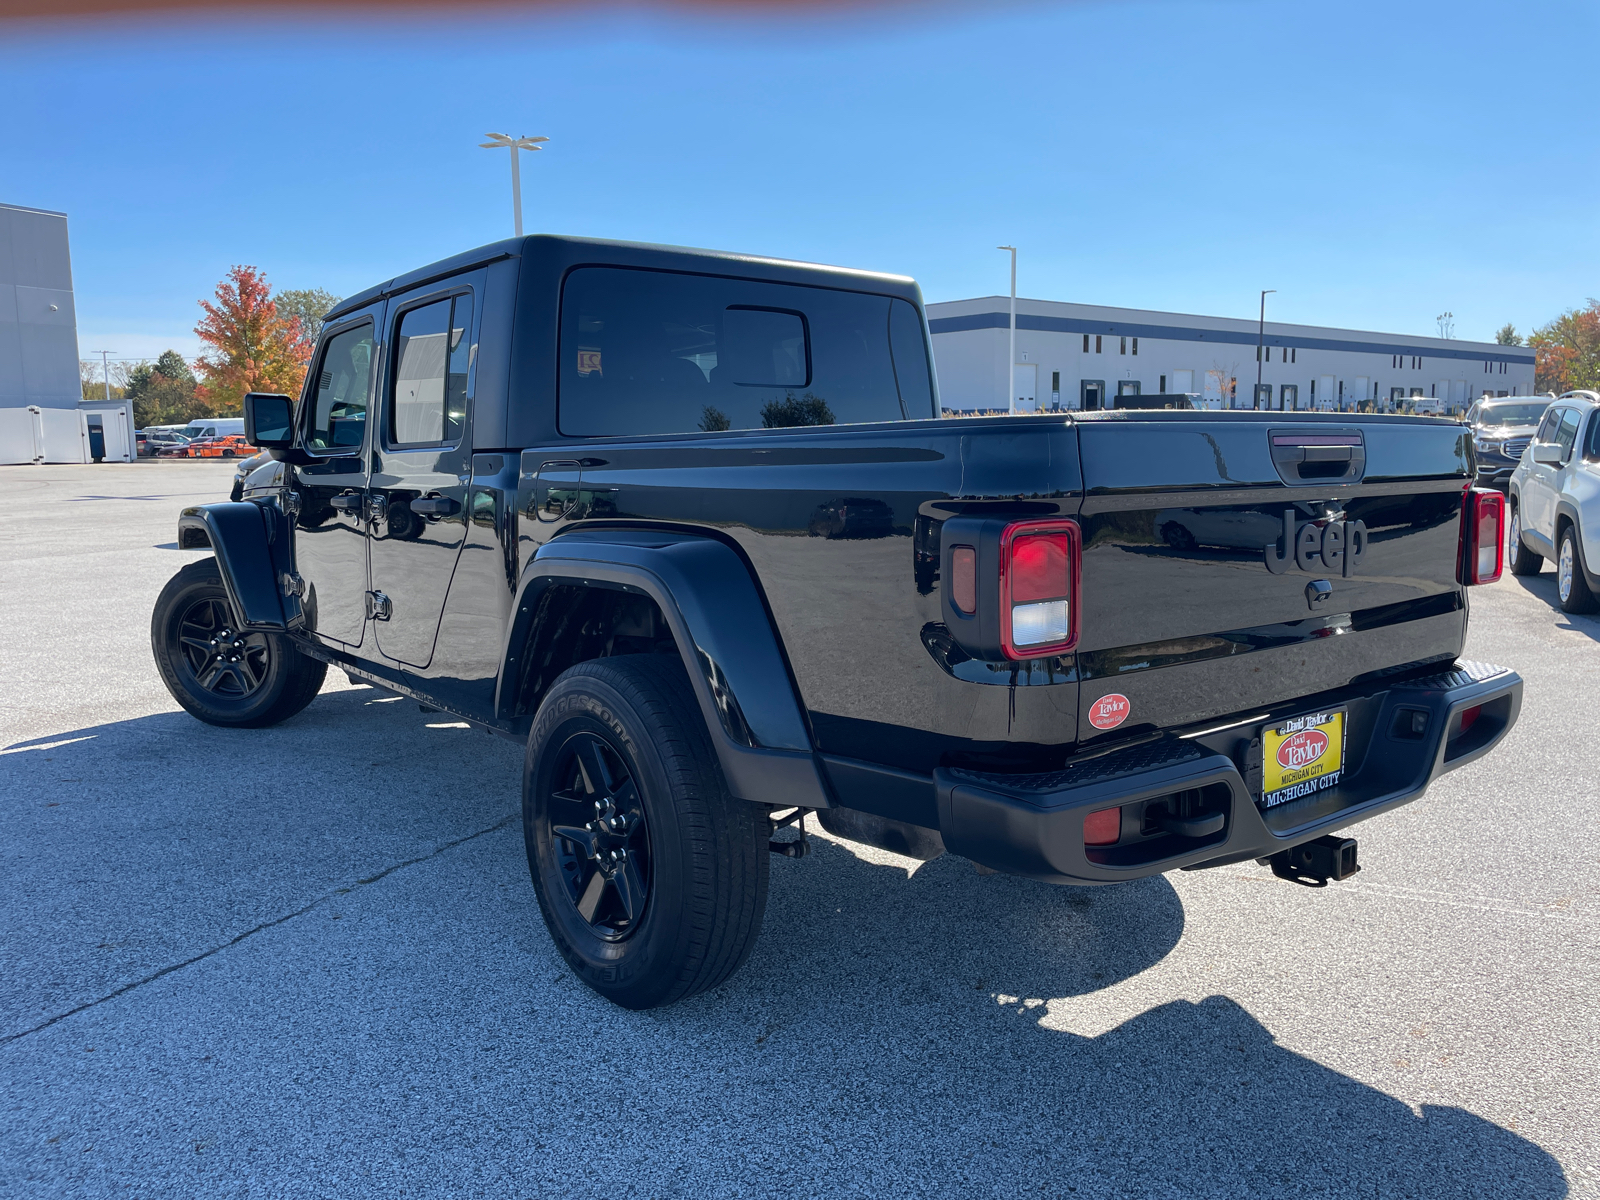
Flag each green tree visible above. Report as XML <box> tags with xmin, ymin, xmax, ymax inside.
<box><xmin>761</xmin><ymin>392</ymin><xmax>835</xmax><ymax>428</ymax></box>
<box><xmin>273</xmin><ymin>287</ymin><xmax>342</xmax><ymax>347</ymax></box>
<box><xmin>1494</xmin><ymin>323</ymin><xmax>1522</xmax><ymax>346</ymax></box>
<box><xmin>1527</xmin><ymin>301</ymin><xmax>1600</xmax><ymax>395</ymax></box>
<box><xmin>124</xmin><ymin>349</ymin><xmax>204</xmax><ymax>427</ymax></box>
<box><xmin>700</xmin><ymin>405</ymin><xmax>732</xmax><ymax>432</ymax></box>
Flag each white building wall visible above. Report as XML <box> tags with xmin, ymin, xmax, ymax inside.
<box><xmin>928</xmin><ymin>297</ymin><xmax>1536</xmax><ymax>414</ymax></box>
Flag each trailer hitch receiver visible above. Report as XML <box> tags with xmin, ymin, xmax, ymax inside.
<box><xmin>1264</xmin><ymin>835</ymin><xmax>1360</xmax><ymax>888</ymax></box>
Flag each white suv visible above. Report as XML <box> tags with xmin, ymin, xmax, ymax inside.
<box><xmin>1508</xmin><ymin>390</ymin><xmax>1600</xmax><ymax>613</ymax></box>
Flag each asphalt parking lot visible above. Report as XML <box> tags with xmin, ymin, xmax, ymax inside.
<box><xmin>2</xmin><ymin>460</ymin><xmax>1596</xmax><ymax>1199</ymax></box>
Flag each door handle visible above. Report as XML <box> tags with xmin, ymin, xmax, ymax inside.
<box><xmin>330</xmin><ymin>492</ymin><xmax>363</xmax><ymax>511</ymax></box>
<box><xmin>411</xmin><ymin>496</ymin><xmax>460</xmax><ymax>517</ymax></box>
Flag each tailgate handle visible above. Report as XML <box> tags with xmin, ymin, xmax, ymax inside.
<box><xmin>1270</xmin><ymin>431</ymin><xmax>1365</xmax><ymax>485</ymax></box>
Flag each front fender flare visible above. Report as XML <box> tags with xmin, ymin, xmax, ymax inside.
<box><xmin>500</xmin><ymin>528</ymin><xmax>829</xmax><ymax>810</ymax></box>
<box><xmin>176</xmin><ymin>502</ymin><xmax>300</xmax><ymax>631</ymax></box>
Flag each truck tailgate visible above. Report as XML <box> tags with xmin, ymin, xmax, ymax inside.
<box><xmin>1074</xmin><ymin>413</ymin><xmax>1473</xmax><ymax>743</ymax></box>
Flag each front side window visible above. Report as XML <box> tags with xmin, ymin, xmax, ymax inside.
<box><xmin>1554</xmin><ymin>408</ymin><xmax>1581</xmax><ymax>462</ymax></box>
<box><xmin>1535</xmin><ymin>410</ymin><xmax>1561</xmax><ymax>443</ymax></box>
<box><xmin>390</xmin><ymin>293</ymin><xmax>473</xmax><ymax>448</ymax></box>
<box><xmin>557</xmin><ymin>267</ymin><xmax>935</xmax><ymax>437</ymax></box>
<box><xmin>305</xmin><ymin>322</ymin><xmax>375</xmax><ymax>451</ymax></box>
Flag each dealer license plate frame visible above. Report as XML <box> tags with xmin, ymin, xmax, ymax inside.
<box><xmin>1259</xmin><ymin>707</ymin><xmax>1347</xmax><ymax>809</ymax></box>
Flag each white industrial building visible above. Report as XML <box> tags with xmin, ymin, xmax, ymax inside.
<box><xmin>0</xmin><ymin>201</ymin><xmax>132</xmax><ymax>464</ymax></box>
<box><xmin>928</xmin><ymin>296</ymin><xmax>1536</xmax><ymax>415</ymax></box>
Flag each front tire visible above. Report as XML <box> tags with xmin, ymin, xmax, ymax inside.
<box><xmin>1557</xmin><ymin>525</ymin><xmax>1599</xmax><ymax>614</ymax></box>
<box><xmin>523</xmin><ymin>655</ymin><xmax>769</xmax><ymax>1010</ymax></box>
<box><xmin>1508</xmin><ymin>500</ymin><xmax>1542</xmax><ymax>576</ymax></box>
<box><xmin>151</xmin><ymin>557</ymin><xmax>327</xmax><ymax>727</ymax></box>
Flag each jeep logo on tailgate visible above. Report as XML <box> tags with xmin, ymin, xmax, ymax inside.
<box><xmin>1264</xmin><ymin>510</ymin><xmax>1367</xmax><ymax>577</ymax></box>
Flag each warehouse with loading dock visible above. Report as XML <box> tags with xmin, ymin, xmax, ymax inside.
<box><xmin>927</xmin><ymin>295</ymin><xmax>1536</xmax><ymax>415</ymax></box>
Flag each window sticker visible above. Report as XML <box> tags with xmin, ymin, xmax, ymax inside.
<box><xmin>577</xmin><ymin>349</ymin><xmax>602</xmax><ymax>377</ymax></box>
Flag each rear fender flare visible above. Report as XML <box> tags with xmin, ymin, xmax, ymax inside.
<box><xmin>176</xmin><ymin>502</ymin><xmax>301</xmax><ymax>631</ymax></box>
<box><xmin>499</xmin><ymin>528</ymin><xmax>828</xmax><ymax>810</ymax></box>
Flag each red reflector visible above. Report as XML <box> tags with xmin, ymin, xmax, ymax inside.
<box><xmin>1083</xmin><ymin>806</ymin><xmax>1121</xmax><ymax>846</ymax></box>
<box><xmin>1456</xmin><ymin>704</ymin><xmax>1482</xmax><ymax>736</ymax></box>
<box><xmin>951</xmin><ymin>546</ymin><xmax>976</xmax><ymax>614</ymax></box>
<box><xmin>1010</xmin><ymin>533</ymin><xmax>1070</xmax><ymax>602</ymax></box>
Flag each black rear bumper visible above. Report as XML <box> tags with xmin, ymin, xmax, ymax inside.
<box><xmin>934</xmin><ymin>660</ymin><xmax>1522</xmax><ymax>884</ymax></box>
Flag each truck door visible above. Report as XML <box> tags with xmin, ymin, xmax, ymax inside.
<box><xmin>291</xmin><ymin>312</ymin><xmax>379</xmax><ymax>647</ymax></box>
<box><xmin>366</xmin><ymin>284</ymin><xmax>477</xmax><ymax>669</ymax></box>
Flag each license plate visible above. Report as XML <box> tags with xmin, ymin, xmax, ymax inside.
<box><xmin>1260</xmin><ymin>708</ymin><xmax>1346</xmax><ymax>808</ymax></box>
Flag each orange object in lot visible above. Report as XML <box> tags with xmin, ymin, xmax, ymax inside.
<box><xmin>186</xmin><ymin>434</ymin><xmax>258</xmax><ymax>459</ymax></box>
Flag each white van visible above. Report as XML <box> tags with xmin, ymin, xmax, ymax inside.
<box><xmin>180</xmin><ymin>418</ymin><xmax>245</xmax><ymax>441</ymax></box>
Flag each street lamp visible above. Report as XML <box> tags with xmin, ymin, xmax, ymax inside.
<box><xmin>998</xmin><ymin>245</ymin><xmax>1016</xmax><ymax>414</ymax></box>
<box><xmin>480</xmin><ymin>132</ymin><xmax>550</xmax><ymax>238</ymax></box>
<box><xmin>1256</xmin><ymin>289</ymin><xmax>1276</xmax><ymax>410</ymax></box>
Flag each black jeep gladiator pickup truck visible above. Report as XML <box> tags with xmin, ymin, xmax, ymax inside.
<box><xmin>151</xmin><ymin>235</ymin><xmax>1523</xmax><ymax>1009</ymax></box>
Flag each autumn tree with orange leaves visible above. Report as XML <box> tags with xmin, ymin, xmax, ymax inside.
<box><xmin>1527</xmin><ymin>300</ymin><xmax>1600</xmax><ymax>396</ymax></box>
<box><xmin>193</xmin><ymin>265</ymin><xmax>312</xmax><ymax>413</ymax></box>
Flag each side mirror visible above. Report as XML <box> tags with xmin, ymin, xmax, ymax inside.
<box><xmin>1530</xmin><ymin>441</ymin><xmax>1565</xmax><ymax>466</ymax></box>
<box><xmin>244</xmin><ymin>392</ymin><xmax>295</xmax><ymax>448</ymax></box>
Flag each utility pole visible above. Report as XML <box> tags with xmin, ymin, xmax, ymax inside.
<box><xmin>480</xmin><ymin>133</ymin><xmax>550</xmax><ymax>237</ymax></box>
<box><xmin>1256</xmin><ymin>290</ymin><xmax>1276</xmax><ymax>410</ymax></box>
<box><xmin>93</xmin><ymin>350</ymin><xmax>115</xmax><ymax>405</ymax></box>
<box><xmin>998</xmin><ymin>245</ymin><xmax>1017</xmax><ymax>414</ymax></box>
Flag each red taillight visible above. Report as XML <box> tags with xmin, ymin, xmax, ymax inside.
<box><xmin>951</xmin><ymin>546</ymin><xmax>976</xmax><ymax>614</ymax></box>
<box><xmin>1083</xmin><ymin>806</ymin><xmax>1121</xmax><ymax>846</ymax></box>
<box><xmin>1462</xmin><ymin>488</ymin><xmax>1504</xmax><ymax>585</ymax></box>
<box><xmin>999</xmin><ymin>520</ymin><xmax>1081</xmax><ymax>659</ymax></box>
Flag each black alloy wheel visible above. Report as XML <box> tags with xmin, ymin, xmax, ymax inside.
<box><xmin>523</xmin><ymin>655</ymin><xmax>770</xmax><ymax>1010</ymax></box>
<box><xmin>175</xmin><ymin>595</ymin><xmax>272</xmax><ymax>698</ymax></box>
<box><xmin>151</xmin><ymin>557</ymin><xmax>327</xmax><ymax>728</ymax></box>
<box><xmin>546</xmin><ymin>731</ymin><xmax>653</xmax><ymax>939</ymax></box>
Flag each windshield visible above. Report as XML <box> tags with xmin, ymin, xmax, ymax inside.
<box><xmin>1480</xmin><ymin>403</ymin><xmax>1548</xmax><ymax>425</ymax></box>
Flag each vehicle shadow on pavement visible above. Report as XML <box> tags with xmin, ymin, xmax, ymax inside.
<box><xmin>665</xmin><ymin>838</ymin><xmax>1570</xmax><ymax>1199</ymax></box>
<box><xmin>1509</xmin><ymin>571</ymin><xmax>1600</xmax><ymax>641</ymax></box>
<box><xmin>2</xmin><ymin>695</ymin><xmax>1569</xmax><ymax>1198</ymax></box>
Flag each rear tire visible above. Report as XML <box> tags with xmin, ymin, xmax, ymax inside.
<box><xmin>522</xmin><ymin>655</ymin><xmax>769</xmax><ymax>1009</ymax></box>
<box><xmin>1557</xmin><ymin>524</ymin><xmax>1599</xmax><ymax>614</ymax></box>
<box><xmin>1507</xmin><ymin>500</ymin><xmax>1542</xmax><ymax>576</ymax></box>
<box><xmin>151</xmin><ymin>557</ymin><xmax>327</xmax><ymax>727</ymax></box>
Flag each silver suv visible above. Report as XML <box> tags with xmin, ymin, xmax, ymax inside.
<box><xmin>1508</xmin><ymin>390</ymin><xmax>1600</xmax><ymax>613</ymax></box>
<box><xmin>1468</xmin><ymin>396</ymin><xmax>1552</xmax><ymax>491</ymax></box>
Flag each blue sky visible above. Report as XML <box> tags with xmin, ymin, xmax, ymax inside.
<box><xmin>2</xmin><ymin>0</ymin><xmax>1594</xmax><ymax>363</ymax></box>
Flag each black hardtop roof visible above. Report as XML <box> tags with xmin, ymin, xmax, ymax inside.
<box><xmin>323</xmin><ymin>233</ymin><xmax>922</xmax><ymax>324</ymax></box>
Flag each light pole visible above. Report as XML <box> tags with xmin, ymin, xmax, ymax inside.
<box><xmin>92</xmin><ymin>350</ymin><xmax>116</xmax><ymax>405</ymax></box>
<box><xmin>480</xmin><ymin>132</ymin><xmax>550</xmax><ymax>237</ymax></box>
<box><xmin>1255</xmin><ymin>289</ymin><xmax>1276</xmax><ymax>410</ymax></box>
<box><xmin>998</xmin><ymin>245</ymin><xmax>1016</xmax><ymax>414</ymax></box>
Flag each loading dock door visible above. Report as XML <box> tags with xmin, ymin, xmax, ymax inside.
<box><xmin>1080</xmin><ymin>379</ymin><xmax>1105</xmax><ymax>411</ymax></box>
<box><xmin>1013</xmin><ymin>363</ymin><xmax>1037</xmax><ymax>412</ymax></box>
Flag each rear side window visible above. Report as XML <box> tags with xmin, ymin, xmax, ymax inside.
<box><xmin>558</xmin><ymin>266</ymin><xmax>935</xmax><ymax>437</ymax></box>
<box><xmin>305</xmin><ymin>323</ymin><xmax>375</xmax><ymax>451</ymax></box>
